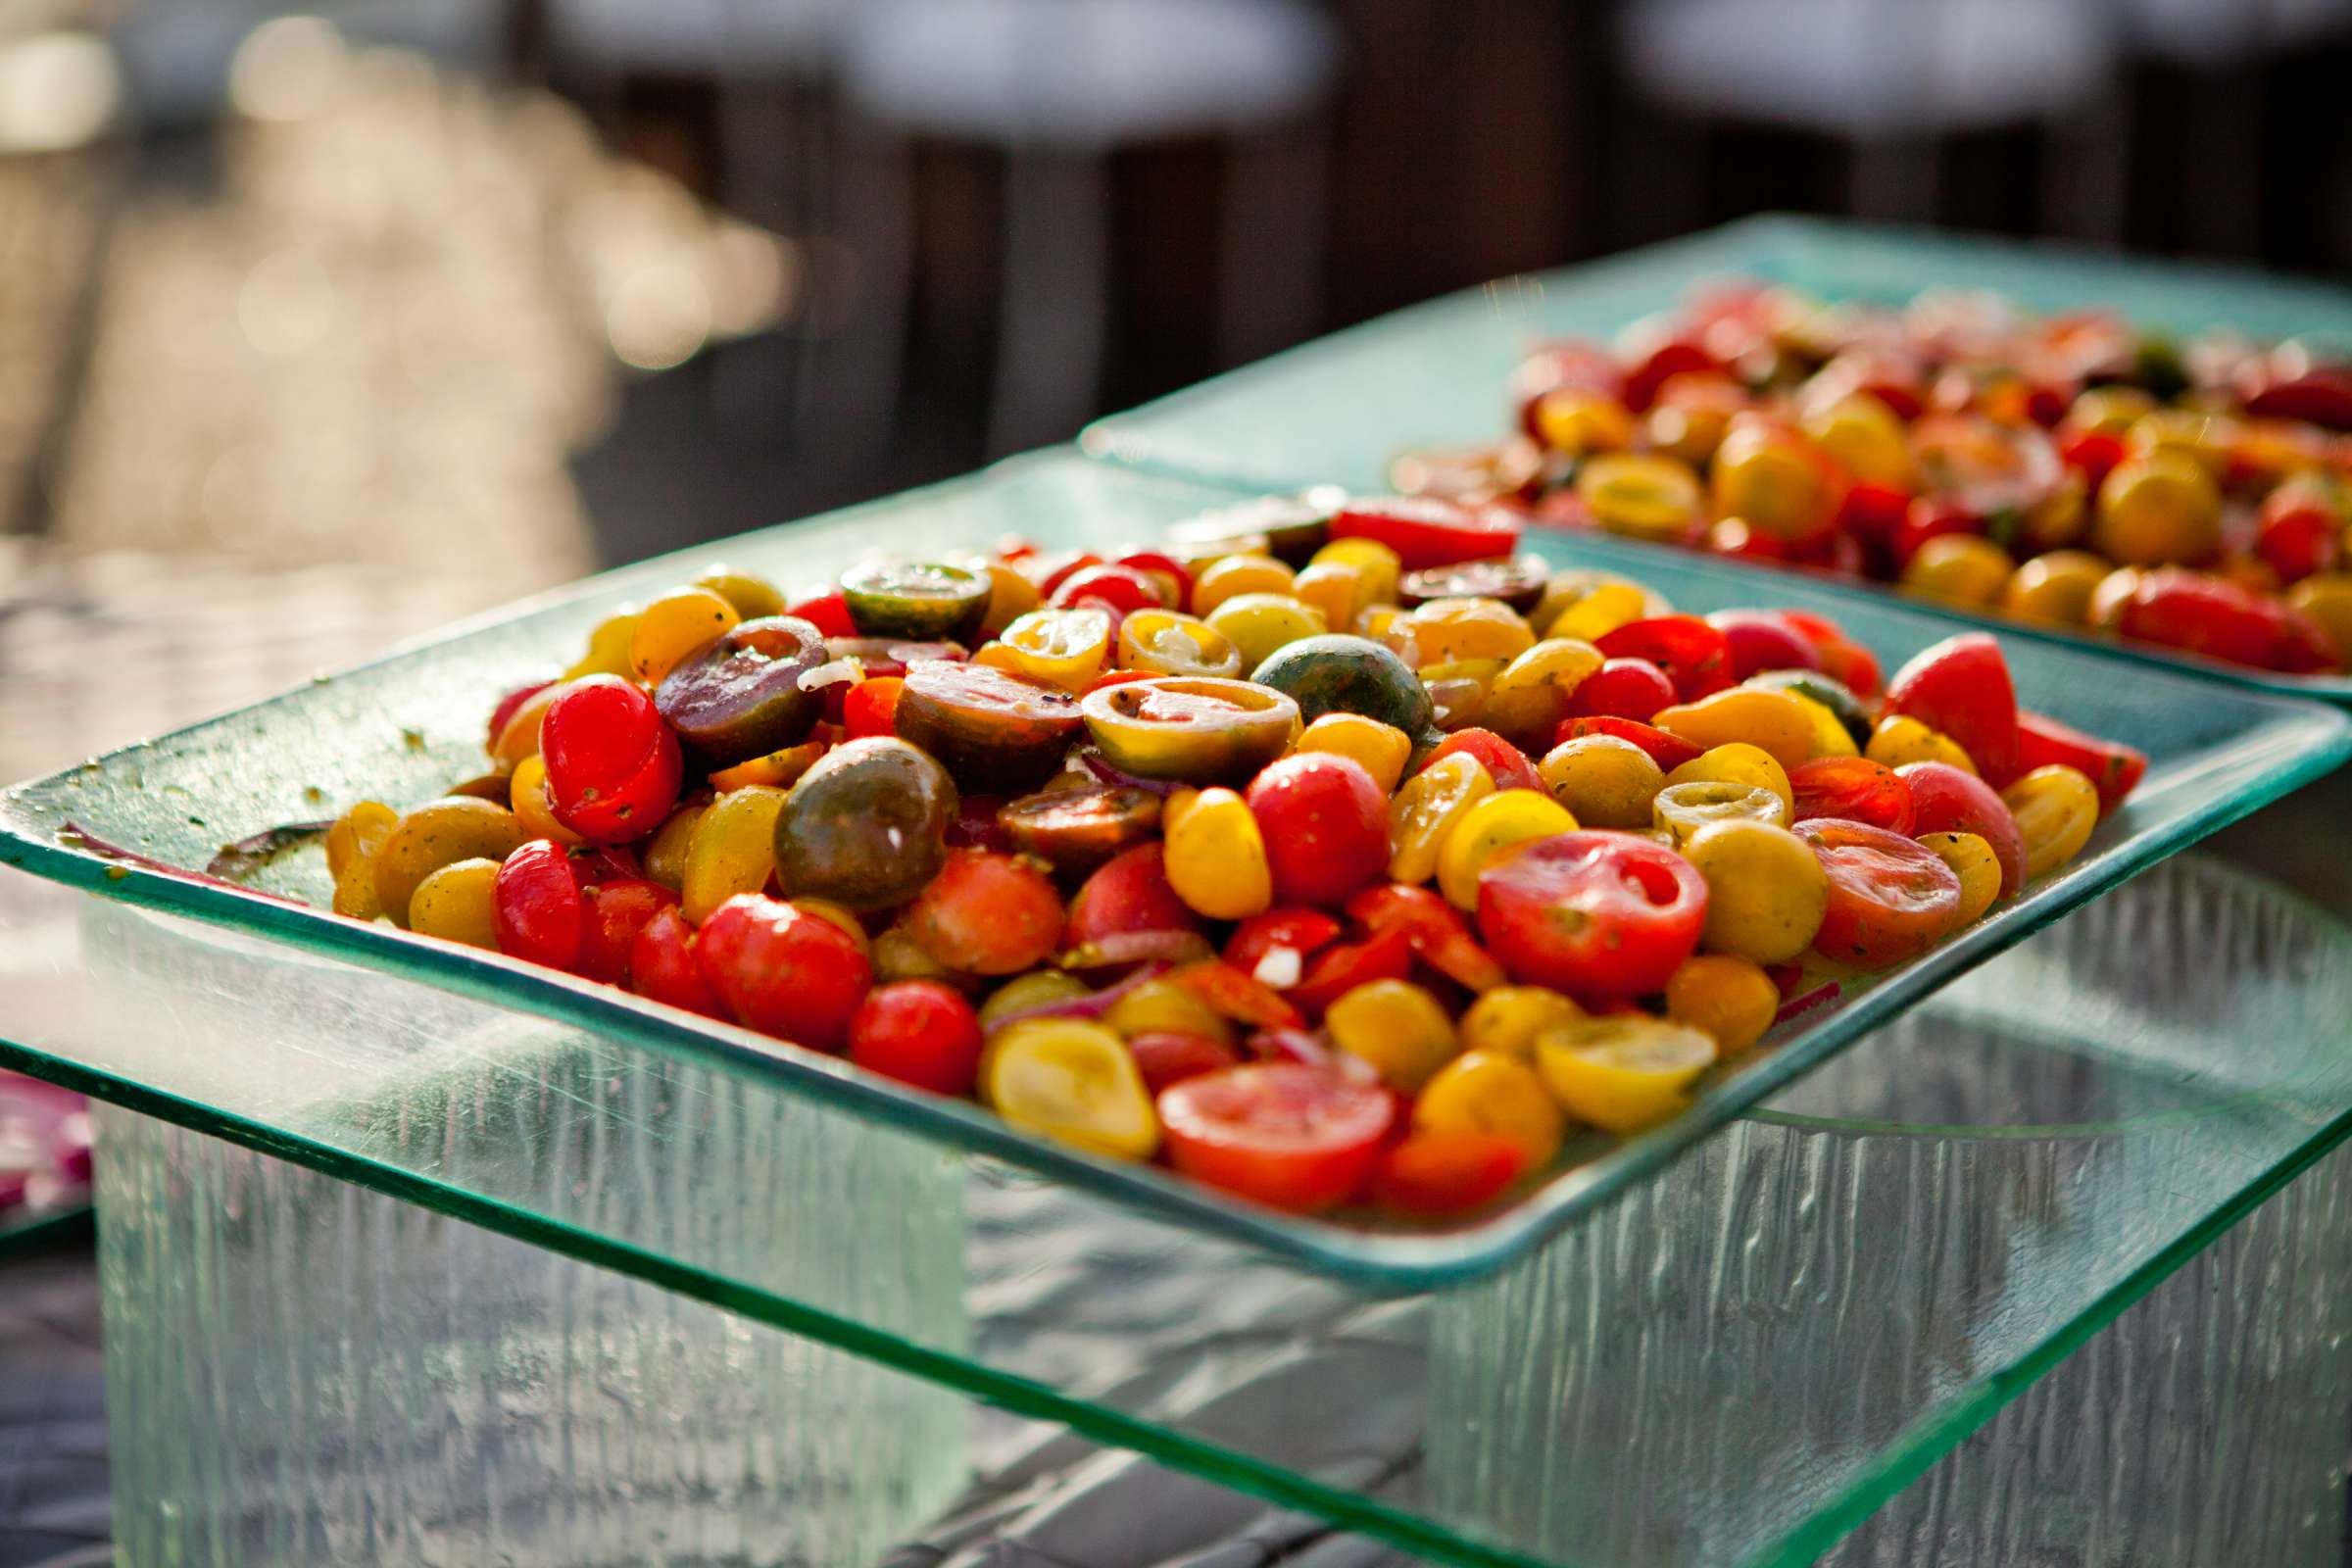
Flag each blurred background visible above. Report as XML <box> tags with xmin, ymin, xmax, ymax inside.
<box><xmin>4</xmin><ymin>0</ymin><xmax>2352</xmax><ymax>721</ymax></box>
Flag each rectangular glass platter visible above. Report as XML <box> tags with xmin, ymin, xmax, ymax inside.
<box><xmin>0</xmin><ymin>450</ymin><xmax>2344</xmax><ymax>1288</ymax></box>
<box><xmin>1082</xmin><ymin>213</ymin><xmax>2352</xmax><ymax>701</ymax></box>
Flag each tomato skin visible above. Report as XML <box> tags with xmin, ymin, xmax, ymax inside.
<box><xmin>2013</xmin><ymin>711</ymin><xmax>2147</xmax><ymax>817</ymax></box>
<box><xmin>1790</xmin><ymin>758</ymin><xmax>1915</xmax><ymax>834</ymax></box>
<box><xmin>1419</xmin><ymin>729</ymin><xmax>1543</xmax><ymax>795</ymax></box>
<box><xmin>1287</xmin><ymin>926</ymin><xmax>1416</xmax><ymax>1018</ymax></box>
<box><xmin>1064</xmin><ymin>844</ymin><xmax>1205</xmax><ymax>952</ymax></box>
<box><xmin>1896</xmin><ymin>761</ymin><xmax>2027</xmax><ymax>896</ymax></box>
<box><xmin>1476</xmin><ymin>831</ymin><xmax>1709</xmax><ymax>1000</ymax></box>
<box><xmin>905</xmin><ymin>849</ymin><xmax>1065</xmax><ymax>975</ymax></box>
<box><xmin>576</xmin><ymin>877</ymin><xmax>679</xmax><ymax>985</ymax></box>
<box><xmin>1244</xmin><ymin>753</ymin><xmax>1392</xmax><ymax>907</ymax></box>
<box><xmin>696</xmin><ymin>892</ymin><xmax>872</xmax><ymax>1049</ymax></box>
<box><xmin>1222</xmin><ymin>908</ymin><xmax>1344</xmax><ymax>984</ymax></box>
<box><xmin>1566</xmin><ymin>658</ymin><xmax>1677</xmax><ymax>721</ymax></box>
<box><xmin>1157</xmin><ymin>1063</ymin><xmax>1396</xmax><ymax>1213</ymax></box>
<box><xmin>494</xmin><ymin>839</ymin><xmax>587</xmax><ymax>971</ymax></box>
<box><xmin>850</xmin><ymin>980</ymin><xmax>984</xmax><ymax>1095</ymax></box>
<box><xmin>1594</xmin><ymin>615</ymin><xmax>1734</xmax><ymax>701</ymax></box>
<box><xmin>1554</xmin><ymin>715</ymin><xmax>1704</xmax><ymax>772</ymax></box>
<box><xmin>843</xmin><ymin>677</ymin><xmax>906</xmax><ymax>741</ymax></box>
<box><xmin>1124</xmin><ymin>1030</ymin><xmax>1241</xmax><ymax>1096</ymax></box>
<box><xmin>1704</xmin><ymin>611</ymin><xmax>1821</xmax><ymax>680</ymax></box>
<box><xmin>628</xmin><ymin>905</ymin><xmax>727</xmax><ymax>1018</ymax></box>
<box><xmin>1330</xmin><ymin>496</ymin><xmax>1524</xmax><ymax>569</ymax></box>
<box><xmin>1884</xmin><ymin>633</ymin><xmax>2020</xmax><ymax>783</ymax></box>
<box><xmin>1793</xmin><ymin>819</ymin><xmax>1964</xmax><ymax>970</ymax></box>
<box><xmin>1368</xmin><ymin>1131</ymin><xmax>1530</xmax><ymax>1215</ymax></box>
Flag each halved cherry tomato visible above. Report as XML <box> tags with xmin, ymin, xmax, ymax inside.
<box><xmin>1896</xmin><ymin>760</ymin><xmax>2027</xmax><ymax>896</ymax></box>
<box><xmin>850</xmin><ymin>979</ymin><xmax>984</xmax><ymax>1095</ymax></box>
<box><xmin>1345</xmin><ymin>884</ymin><xmax>1507</xmax><ymax>993</ymax></box>
<box><xmin>843</xmin><ymin>676</ymin><xmax>906</xmax><ymax>740</ymax></box>
<box><xmin>696</xmin><ymin>892</ymin><xmax>872</xmax><ymax>1049</ymax></box>
<box><xmin>628</xmin><ymin>905</ymin><xmax>726</xmax><ymax>1018</ymax></box>
<box><xmin>2013</xmin><ymin>711</ymin><xmax>2147</xmax><ymax>817</ymax></box>
<box><xmin>1793</xmin><ymin>819</ymin><xmax>1964</xmax><ymax>970</ymax></box>
<box><xmin>1554</xmin><ymin>715</ymin><xmax>1704</xmax><ymax>772</ymax></box>
<box><xmin>784</xmin><ymin>589</ymin><xmax>857</xmax><ymax>639</ymax></box>
<box><xmin>1244</xmin><ymin>753</ymin><xmax>1392</xmax><ymax>906</ymax></box>
<box><xmin>1114</xmin><ymin>549</ymin><xmax>1196</xmax><ymax>609</ymax></box>
<box><xmin>1157</xmin><ymin>1062</ymin><xmax>1396</xmax><ymax>1213</ymax></box>
<box><xmin>1789</xmin><ymin>758</ymin><xmax>1915</xmax><ymax>834</ymax></box>
<box><xmin>1053</xmin><ymin>563</ymin><xmax>1166</xmax><ymax>615</ymax></box>
<box><xmin>541</xmin><ymin>675</ymin><xmax>685</xmax><ymax>845</ymax></box>
<box><xmin>576</xmin><ymin>877</ymin><xmax>678</xmax><ymax>985</ymax></box>
<box><xmin>1418</xmin><ymin>728</ymin><xmax>1543</xmax><ymax>795</ymax></box>
<box><xmin>1125</xmin><ymin>1031</ymin><xmax>1242</xmax><ymax>1096</ymax></box>
<box><xmin>1884</xmin><ymin>633</ymin><xmax>2020</xmax><ymax>783</ymax></box>
<box><xmin>1565</xmin><ymin>658</ymin><xmax>1677</xmax><ymax>722</ymax></box>
<box><xmin>1368</xmin><ymin>1131</ymin><xmax>1529</xmax><ymax>1215</ymax></box>
<box><xmin>1223</xmin><ymin>908</ymin><xmax>1344</xmax><ymax>988</ymax></box>
<box><xmin>1594</xmin><ymin>616</ymin><xmax>1734</xmax><ymax>701</ymax></box>
<box><xmin>1330</xmin><ymin>496</ymin><xmax>1523</xmax><ymax>569</ymax></box>
<box><xmin>1476</xmin><ymin>831</ymin><xmax>1708</xmax><ymax>1000</ymax></box>
<box><xmin>904</xmin><ymin>849</ymin><xmax>1065</xmax><ymax>974</ymax></box>
<box><xmin>1064</xmin><ymin>844</ymin><xmax>1205</xmax><ymax>957</ymax></box>
<box><xmin>1288</xmin><ymin>926</ymin><xmax>1416</xmax><ymax>1019</ymax></box>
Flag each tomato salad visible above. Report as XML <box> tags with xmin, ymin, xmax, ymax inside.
<box><xmin>309</xmin><ymin>500</ymin><xmax>2141</xmax><ymax>1220</ymax></box>
<box><xmin>1396</xmin><ymin>280</ymin><xmax>2352</xmax><ymax>675</ymax></box>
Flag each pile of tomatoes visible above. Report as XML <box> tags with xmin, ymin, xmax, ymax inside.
<box><xmin>316</xmin><ymin>495</ymin><xmax>2143</xmax><ymax>1220</ymax></box>
<box><xmin>1397</xmin><ymin>280</ymin><xmax>2352</xmax><ymax>675</ymax></box>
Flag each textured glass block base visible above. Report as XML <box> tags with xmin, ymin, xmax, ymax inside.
<box><xmin>92</xmin><ymin>1105</ymin><xmax>971</xmax><ymax>1568</ymax></box>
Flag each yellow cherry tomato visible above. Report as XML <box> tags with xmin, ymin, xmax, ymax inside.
<box><xmin>683</xmin><ymin>785</ymin><xmax>790</xmax><ymax>924</ymax></box>
<box><xmin>2095</xmin><ymin>450</ymin><xmax>2222</xmax><ymax>566</ymax></box>
<box><xmin>1409</xmin><ymin>597</ymin><xmax>1537</xmax><ymax>664</ymax></box>
<box><xmin>980</xmin><ymin>606</ymin><xmax>1115</xmax><ymax>691</ymax></box>
<box><xmin>1901</xmin><ymin>534</ymin><xmax>2016</xmax><ymax>609</ymax></box>
<box><xmin>1436</xmin><ymin>788</ymin><xmax>1579</xmax><ymax>910</ymax></box>
<box><xmin>968</xmin><ymin>558</ymin><xmax>1044</xmax><ymax>639</ymax></box>
<box><xmin>1710</xmin><ymin>420</ymin><xmax>1831</xmax><ymax>543</ymax></box>
<box><xmin>1534</xmin><ymin>386</ymin><xmax>1634</xmax><ymax>455</ymax></box>
<box><xmin>1326</xmin><ymin>979</ymin><xmax>1461</xmax><ymax>1092</ymax></box>
<box><xmin>1309</xmin><ymin>537</ymin><xmax>1403</xmax><ymax>607</ymax></box>
<box><xmin>1484</xmin><ymin>637</ymin><xmax>1606</xmax><ymax>750</ymax></box>
<box><xmin>324</xmin><ymin>800</ymin><xmax>399</xmax><ymax>879</ymax></box>
<box><xmin>2286</xmin><ymin>572</ymin><xmax>2352</xmax><ymax>660</ymax></box>
<box><xmin>1664</xmin><ymin>741</ymin><xmax>1794</xmax><ymax>815</ymax></box>
<box><xmin>1414</xmin><ymin>1049</ymin><xmax>1566</xmax><ymax>1169</ymax></box>
<box><xmin>1538</xmin><ymin>735</ymin><xmax>1662</xmax><ymax>829</ymax></box>
<box><xmin>509</xmin><ymin>753</ymin><xmax>584</xmax><ymax>847</ymax></box>
<box><xmin>1866</xmin><ymin>714</ymin><xmax>1977</xmax><ymax>774</ymax></box>
<box><xmin>1204</xmin><ymin>592</ymin><xmax>1327</xmax><ymax>671</ymax></box>
<box><xmin>1388</xmin><ymin>752</ymin><xmax>1495</xmax><ymax>883</ymax></box>
<box><xmin>2064</xmin><ymin>385</ymin><xmax>2155</xmax><ymax>436</ymax></box>
<box><xmin>1802</xmin><ymin>390</ymin><xmax>1915</xmax><ymax>490</ymax></box>
<box><xmin>1651</xmin><ymin>780</ymin><xmax>1789</xmax><ymax>844</ymax></box>
<box><xmin>2126</xmin><ymin>407</ymin><xmax>2236</xmax><ymax>477</ymax></box>
<box><xmin>640</xmin><ymin>802</ymin><xmax>706</xmax><ymax>892</ymax></box>
<box><xmin>984</xmin><ymin>1019</ymin><xmax>1158</xmax><ymax>1160</ymax></box>
<box><xmin>1117</xmin><ymin>610</ymin><xmax>1245</xmax><ymax>679</ymax></box>
<box><xmin>1102</xmin><ymin>974</ymin><xmax>1235</xmax><ymax>1048</ymax></box>
<box><xmin>2002</xmin><ymin>550</ymin><xmax>2109</xmax><ymax>626</ymax></box>
<box><xmin>1162</xmin><ymin>785</ymin><xmax>1274</xmax><ymax>920</ymax></box>
<box><xmin>1292</xmin><ymin>562</ymin><xmax>1374</xmax><ymax>634</ymax></box>
<box><xmin>630</xmin><ymin>587</ymin><xmax>741</xmax><ymax>686</ymax></box>
<box><xmin>1919</xmin><ymin>831</ymin><xmax>2002</xmax><ymax>923</ymax></box>
<box><xmin>978</xmin><ymin>969</ymin><xmax>1092</xmax><ymax>1032</ymax></box>
<box><xmin>1536</xmin><ymin>1015</ymin><xmax>1715</xmax><ymax>1134</ymax></box>
<box><xmin>1191</xmin><ymin>553</ymin><xmax>1296</xmax><ymax>616</ymax></box>
<box><xmin>1458</xmin><ymin>985</ymin><xmax>1583</xmax><ymax>1062</ymax></box>
<box><xmin>371</xmin><ymin>798</ymin><xmax>526</xmax><ymax>929</ymax></box>
<box><xmin>408</xmin><ymin>858</ymin><xmax>502</xmax><ymax>949</ymax></box>
<box><xmin>1681</xmin><ymin>817</ymin><xmax>1827</xmax><ymax>964</ymax></box>
<box><xmin>1664</xmin><ymin>954</ymin><xmax>1779</xmax><ymax>1054</ymax></box>
<box><xmin>1777</xmin><ymin>688</ymin><xmax>1860</xmax><ymax>759</ymax></box>
<box><xmin>1651</xmin><ymin>687</ymin><xmax>1818</xmax><ymax>771</ymax></box>
<box><xmin>331</xmin><ymin>852</ymin><xmax>386</xmax><ymax>921</ymax></box>
<box><xmin>566</xmin><ymin>607</ymin><xmax>642</xmax><ymax>680</ymax></box>
<box><xmin>2001</xmin><ymin>763</ymin><xmax>2099</xmax><ymax>879</ymax></box>
<box><xmin>692</xmin><ymin>564</ymin><xmax>786</xmax><ymax>620</ymax></box>
<box><xmin>1577</xmin><ymin>452</ymin><xmax>1706</xmax><ymax>541</ymax></box>
<box><xmin>1544</xmin><ymin>580</ymin><xmax>1649</xmax><ymax>643</ymax></box>
<box><xmin>1291</xmin><ymin>712</ymin><xmax>1413</xmax><ymax>793</ymax></box>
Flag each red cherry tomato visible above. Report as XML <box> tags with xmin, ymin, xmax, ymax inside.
<box><xmin>1222</xmin><ymin>908</ymin><xmax>1344</xmax><ymax>985</ymax></box>
<box><xmin>1788</xmin><ymin>526</ymin><xmax>1868</xmax><ymax>580</ymax></box>
<box><xmin>1027</xmin><ymin>551</ymin><xmax>1105</xmax><ymax>598</ymax></box>
<box><xmin>1051</xmin><ymin>564</ymin><xmax>1165</xmax><ymax>615</ymax></box>
<box><xmin>2241</xmin><ymin>366</ymin><xmax>2352</xmax><ymax>431</ymax></box>
<box><xmin>1345</xmin><ymin>883</ymin><xmax>1507</xmax><ymax>992</ymax></box>
<box><xmin>1707</xmin><ymin>515</ymin><xmax>1792</xmax><ymax>563</ymax></box>
<box><xmin>849</xmin><ymin>980</ymin><xmax>985</xmax><ymax>1095</ymax></box>
<box><xmin>785</xmin><ymin>590</ymin><xmax>857</xmax><ymax>639</ymax></box>
<box><xmin>1553</xmin><ymin>715</ymin><xmax>1705</xmax><ymax>772</ymax></box>
<box><xmin>541</xmin><ymin>674</ymin><xmax>685</xmax><ymax>844</ymax></box>
<box><xmin>1244</xmin><ymin>753</ymin><xmax>1392</xmax><ymax>907</ymax></box>
<box><xmin>1476</xmin><ymin>831</ymin><xmax>1708</xmax><ymax>1000</ymax></box>
<box><xmin>2257</xmin><ymin>488</ymin><xmax>2343</xmax><ymax>584</ymax></box>
<box><xmin>1368</xmin><ymin>1131</ymin><xmax>1530</xmax><ymax>1215</ymax></box>
<box><xmin>1064</xmin><ymin>844</ymin><xmax>1205</xmax><ymax>954</ymax></box>
<box><xmin>1418</xmin><ymin>728</ymin><xmax>1542</xmax><ymax>795</ymax></box>
<box><xmin>1565</xmin><ymin>657</ymin><xmax>1677</xmax><ymax>722</ymax></box>
<box><xmin>1512</xmin><ymin>341</ymin><xmax>1621</xmax><ymax>440</ymax></box>
<box><xmin>628</xmin><ymin>905</ymin><xmax>726</xmax><ymax>1019</ymax></box>
<box><xmin>576</xmin><ymin>877</ymin><xmax>678</xmax><ymax>985</ymax></box>
<box><xmin>1777</xmin><ymin>610</ymin><xmax>1884</xmax><ymax>697</ymax></box>
<box><xmin>1704</xmin><ymin>611</ymin><xmax>1822</xmax><ymax>680</ymax></box>
<box><xmin>1893</xmin><ymin>496</ymin><xmax>1984</xmax><ymax>569</ymax></box>
<box><xmin>2059</xmin><ymin>429</ymin><xmax>2128</xmax><ymax>493</ymax></box>
<box><xmin>486</xmin><ymin>678</ymin><xmax>556</xmax><ymax>749</ymax></box>
<box><xmin>2111</xmin><ymin>568</ymin><xmax>2281</xmax><ymax>671</ymax></box>
<box><xmin>1834</xmin><ymin>483</ymin><xmax>1911</xmax><ymax>559</ymax></box>
<box><xmin>2013</xmin><ymin>711</ymin><xmax>2147</xmax><ymax>817</ymax></box>
<box><xmin>1793</xmin><ymin>819</ymin><xmax>1965</xmax><ymax>970</ymax></box>
<box><xmin>1157</xmin><ymin>1063</ymin><xmax>1396</xmax><ymax>1213</ymax></box>
<box><xmin>696</xmin><ymin>892</ymin><xmax>872</xmax><ymax>1050</ymax></box>
<box><xmin>1594</xmin><ymin>615</ymin><xmax>1734</xmax><ymax>701</ymax></box>
<box><xmin>1884</xmin><ymin>632</ymin><xmax>2020</xmax><ymax>783</ymax></box>
<box><xmin>843</xmin><ymin>676</ymin><xmax>906</xmax><ymax>740</ymax></box>
<box><xmin>1620</xmin><ymin>338</ymin><xmax>1720</xmax><ymax>414</ymax></box>
<box><xmin>2275</xmin><ymin>604</ymin><xmax>2342</xmax><ymax>673</ymax></box>
<box><xmin>1789</xmin><ymin>758</ymin><xmax>1915</xmax><ymax>834</ymax></box>
<box><xmin>1330</xmin><ymin>496</ymin><xmax>1524</xmax><ymax>569</ymax></box>
<box><xmin>493</xmin><ymin>838</ymin><xmax>585</xmax><ymax>971</ymax></box>
<box><xmin>1896</xmin><ymin>761</ymin><xmax>2027</xmax><ymax>896</ymax></box>
<box><xmin>904</xmin><ymin>849</ymin><xmax>1065</xmax><ymax>975</ymax></box>
<box><xmin>1125</xmin><ymin>1031</ymin><xmax>1242</xmax><ymax>1096</ymax></box>
<box><xmin>1287</xmin><ymin>926</ymin><xmax>1417</xmax><ymax>1019</ymax></box>
<box><xmin>1112</xmin><ymin>550</ymin><xmax>1195</xmax><ymax>608</ymax></box>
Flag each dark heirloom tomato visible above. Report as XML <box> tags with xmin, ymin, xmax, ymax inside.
<box><xmin>1157</xmin><ymin>1062</ymin><xmax>1396</xmax><ymax>1213</ymax></box>
<box><xmin>849</xmin><ymin>980</ymin><xmax>984</xmax><ymax>1095</ymax></box>
<box><xmin>1398</xmin><ymin>556</ymin><xmax>1549</xmax><ymax>612</ymax></box>
<box><xmin>576</xmin><ymin>878</ymin><xmax>678</xmax><ymax>985</ymax></box>
<box><xmin>1418</xmin><ymin>729</ymin><xmax>1542</xmax><ymax>795</ymax></box>
<box><xmin>997</xmin><ymin>783</ymin><xmax>1161</xmax><ymax>875</ymax></box>
<box><xmin>772</xmin><ymin>737</ymin><xmax>957</xmax><ymax>911</ymax></box>
<box><xmin>903</xmin><ymin>849</ymin><xmax>1064</xmax><ymax>975</ymax></box>
<box><xmin>1329</xmin><ymin>495</ymin><xmax>1524</xmax><ymax>568</ymax></box>
<box><xmin>654</xmin><ymin>615</ymin><xmax>828</xmax><ymax>767</ymax></box>
<box><xmin>1564</xmin><ymin>658</ymin><xmax>1676</xmax><ymax>722</ymax></box>
<box><xmin>1704</xmin><ymin>611</ymin><xmax>1822</xmax><ymax>680</ymax></box>
<box><xmin>1244</xmin><ymin>753</ymin><xmax>1390</xmax><ymax>906</ymax></box>
<box><xmin>2013</xmin><ymin>711</ymin><xmax>2147</xmax><ymax>817</ymax></box>
<box><xmin>1594</xmin><ymin>616</ymin><xmax>1734</xmax><ymax>701</ymax></box>
<box><xmin>1369</xmin><ymin>1131</ymin><xmax>1529</xmax><ymax>1215</ymax></box>
<box><xmin>1064</xmin><ymin>843</ymin><xmax>1204</xmax><ymax>955</ymax></box>
<box><xmin>1897</xmin><ymin>761</ymin><xmax>2027</xmax><ymax>896</ymax></box>
<box><xmin>893</xmin><ymin>660</ymin><xmax>1084</xmax><ymax>791</ymax></box>
<box><xmin>629</xmin><ymin>905</ymin><xmax>725</xmax><ymax>1018</ymax></box>
<box><xmin>1793</xmin><ymin>819</ymin><xmax>1964</xmax><ymax>970</ymax></box>
<box><xmin>841</xmin><ymin>560</ymin><xmax>994</xmax><ymax>642</ymax></box>
<box><xmin>696</xmin><ymin>892</ymin><xmax>871</xmax><ymax>1050</ymax></box>
<box><xmin>1081</xmin><ymin>676</ymin><xmax>1299</xmax><ymax>784</ymax></box>
<box><xmin>1884</xmin><ymin>633</ymin><xmax>2019</xmax><ymax>782</ymax></box>
<box><xmin>1553</xmin><ymin>715</ymin><xmax>1703</xmax><ymax>772</ymax></box>
<box><xmin>1790</xmin><ymin>758</ymin><xmax>1915</xmax><ymax>834</ymax></box>
<box><xmin>541</xmin><ymin>675</ymin><xmax>684</xmax><ymax>844</ymax></box>
<box><xmin>1476</xmin><ymin>831</ymin><xmax>1708</xmax><ymax>1000</ymax></box>
<box><xmin>1251</xmin><ymin>633</ymin><xmax>1436</xmax><ymax>734</ymax></box>
<box><xmin>493</xmin><ymin>838</ymin><xmax>585</xmax><ymax>970</ymax></box>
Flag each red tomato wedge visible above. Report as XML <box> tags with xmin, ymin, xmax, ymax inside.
<box><xmin>1330</xmin><ymin>496</ymin><xmax>1524</xmax><ymax>568</ymax></box>
<box><xmin>1793</xmin><ymin>819</ymin><xmax>1964</xmax><ymax>970</ymax></box>
<box><xmin>1884</xmin><ymin>633</ymin><xmax>2020</xmax><ymax>783</ymax></box>
<box><xmin>1157</xmin><ymin>1063</ymin><xmax>1396</xmax><ymax>1213</ymax></box>
<box><xmin>1475</xmin><ymin>831</ymin><xmax>1707</xmax><ymax>1000</ymax></box>
<box><xmin>2012</xmin><ymin>711</ymin><xmax>2147</xmax><ymax>817</ymax></box>
<box><xmin>1789</xmin><ymin>758</ymin><xmax>1915</xmax><ymax>834</ymax></box>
